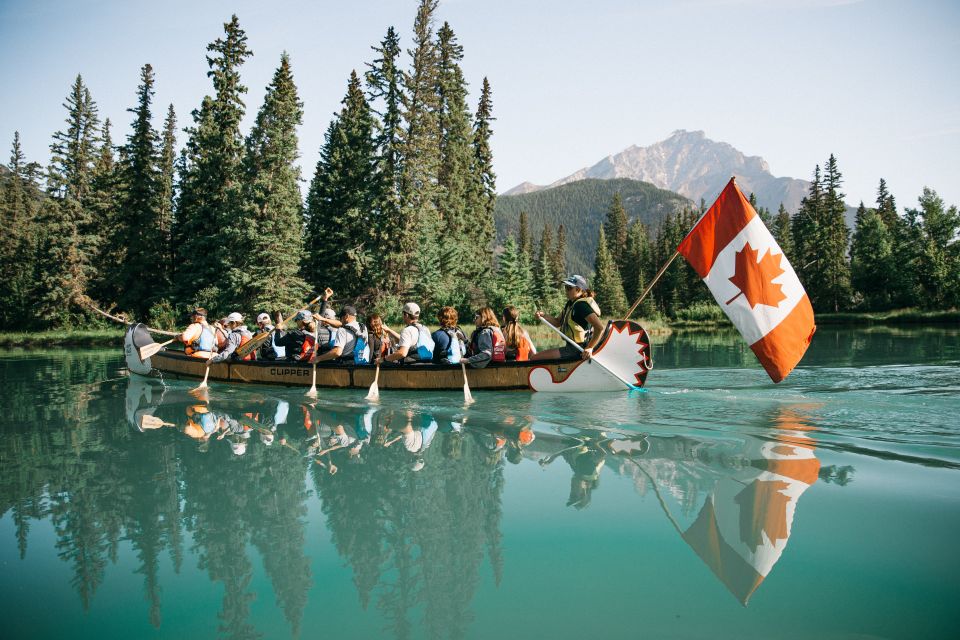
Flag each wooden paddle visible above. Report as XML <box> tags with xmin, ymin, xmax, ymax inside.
<box><xmin>305</xmin><ymin>323</ymin><xmax>319</xmax><ymax>398</ymax></box>
<box><xmin>235</xmin><ymin>292</ymin><xmax>326</xmax><ymax>359</ymax></box>
<box><xmin>365</xmin><ymin>363</ymin><xmax>381</xmax><ymax>402</ymax></box>
<box><xmin>195</xmin><ymin>363</ymin><xmax>211</xmax><ymax>390</ymax></box>
<box><xmin>461</xmin><ymin>362</ymin><xmax>475</xmax><ymax>405</ymax></box>
<box><xmin>139</xmin><ymin>415</ymin><xmax>176</xmax><ymax>430</ymax></box>
<box><xmin>138</xmin><ymin>337</ymin><xmax>177</xmax><ymax>360</ymax></box>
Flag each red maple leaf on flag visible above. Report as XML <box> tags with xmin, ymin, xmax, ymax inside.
<box><xmin>734</xmin><ymin>479</ymin><xmax>792</xmax><ymax>552</ymax></box>
<box><xmin>726</xmin><ymin>242</ymin><xmax>788</xmax><ymax>309</ymax></box>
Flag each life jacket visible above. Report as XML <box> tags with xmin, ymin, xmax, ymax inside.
<box><xmin>413</xmin><ymin>323</ymin><xmax>435</xmax><ymax>361</ymax></box>
<box><xmin>559</xmin><ymin>296</ymin><xmax>602</xmax><ymax>344</ymax></box>
<box><xmin>233</xmin><ymin>328</ymin><xmax>256</xmax><ymax>361</ymax></box>
<box><xmin>515</xmin><ymin>331</ymin><xmax>532</xmax><ymax>362</ymax></box>
<box><xmin>347</xmin><ymin>323</ymin><xmax>371</xmax><ymax>364</ymax></box>
<box><xmin>299</xmin><ymin>333</ymin><xmax>317</xmax><ymax>361</ymax></box>
<box><xmin>185</xmin><ymin>324</ymin><xmax>215</xmax><ymax>356</ymax></box>
<box><xmin>443</xmin><ymin>327</ymin><xmax>466</xmax><ymax>364</ymax></box>
<box><xmin>472</xmin><ymin>326</ymin><xmax>506</xmax><ymax>362</ymax></box>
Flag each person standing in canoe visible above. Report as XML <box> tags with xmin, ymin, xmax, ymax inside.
<box><xmin>207</xmin><ymin>312</ymin><xmax>256</xmax><ymax>363</ymax></box>
<box><xmin>532</xmin><ymin>274</ymin><xmax>604</xmax><ymax>361</ymax></box>
<box><xmin>178</xmin><ymin>308</ymin><xmax>216</xmax><ymax>359</ymax></box>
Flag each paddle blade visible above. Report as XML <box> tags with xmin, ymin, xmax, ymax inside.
<box><xmin>305</xmin><ymin>364</ymin><xmax>318</xmax><ymax>397</ymax></box>
<box><xmin>236</xmin><ymin>331</ymin><xmax>270</xmax><ymax>358</ymax></box>
<box><xmin>365</xmin><ymin>381</ymin><xmax>380</xmax><ymax>402</ymax></box>
<box><xmin>138</xmin><ymin>338</ymin><xmax>175</xmax><ymax>360</ymax></box>
<box><xmin>195</xmin><ymin>365</ymin><xmax>211</xmax><ymax>390</ymax></box>
<box><xmin>461</xmin><ymin>363</ymin><xmax>475</xmax><ymax>405</ymax></box>
<box><xmin>140</xmin><ymin>415</ymin><xmax>175</xmax><ymax>430</ymax></box>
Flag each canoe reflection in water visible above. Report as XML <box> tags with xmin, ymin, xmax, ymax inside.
<box><xmin>104</xmin><ymin>377</ymin><xmax>855</xmax><ymax>633</ymax></box>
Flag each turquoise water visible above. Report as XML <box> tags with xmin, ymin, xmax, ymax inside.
<box><xmin>1</xmin><ymin>327</ymin><xmax>958</xmax><ymax>639</ymax></box>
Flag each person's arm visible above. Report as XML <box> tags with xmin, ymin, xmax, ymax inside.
<box><xmin>312</xmin><ymin>330</ymin><xmax>344</xmax><ymax>362</ymax></box>
<box><xmin>384</xmin><ymin>344</ymin><xmax>408</xmax><ymax>362</ymax></box>
<box><xmin>209</xmin><ymin>332</ymin><xmax>239</xmax><ymax>362</ymax></box>
<box><xmin>581</xmin><ymin>313</ymin><xmax>606</xmax><ymax>359</ymax></box>
<box><xmin>180</xmin><ymin>324</ymin><xmax>199</xmax><ymax>345</ymax></box>
<box><xmin>534</xmin><ymin>310</ymin><xmax>561</xmax><ymax>327</ymax></box>
<box><xmin>383</xmin><ymin>325</ymin><xmax>401</xmax><ymax>341</ymax></box>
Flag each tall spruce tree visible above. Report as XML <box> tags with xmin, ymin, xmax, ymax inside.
<box><xmin>0</xmin><ymin>133</ymin><xmax>41</xmax><ymax>327</ymax></box>
<box><xmin>850</xmin><ymin>201</ymin><xmax>894</xmax><ymax>310</ymax></box>
<box><xmin>174</xmin><ymin>15</ymin><xmax>252</xmax><ymax>304</ymax></box>
<box><xmin>551</xmin><ymin>224</ymin><xmax>567</xmax><ymax>282</ymax></box>
<box><xmin>772</xmin><ymin>203</ymin><xmax>793</xmax><ymax>259</ymax></box>
<box><xmin>87</xmin><ymin>119</ymin><xmax>121</xmax><ymax>305</ymax></box>
<box><xmin>397</xmin><ymin>0</ymin><xmax>442</xmax><ymax>293</ymax></box>
<box><xmin>40</xmin><ymin>75</ymin><xmax>102</xmax><ymax>318</ymax></box>
<box><xmin>492</xmin><ymin>236</ymin><xmax>533</xmax><ymax>312</ymax></box>
<box><xmin>604</xmin><ymin>192</ymin><xmax>629</xmax><ymax>274</ymax></box>
<box><xmin>593</xmin><ymin>227</ymin><xmax>628</xmax><ymax>318</ymax></box>
<box><xmin>622</xmin><ymin>219</ymin><xmax>655</xmax><ymax>317</ymax></box>
<box><xmin>117</xmin><ymin>64</ymin><xmax>165</xmax><ymax>317</ymax></box>
<box><xmin>304</xmin><ymin>70</ymin><xmax>379</xmax><ymax>298</ymax></box>
<box><xmin>816</xmin><ymin>154</ymin><xmax>852</xmax><ymax>311</ymax></box>
<box><xmin>365</xmin><ymin>26</ymin><xmax>405</xmax><ymax>291</ymax></box>
<box><xmin>876</xmin><ymin>178</ymin><xmax>898</xmax><ymax>230</ymax></box>
<box><xmin>234</xmin><ymin>53</ymin><xmax>309</xmax><ymax>312</ymax></box>
<box><xmin>435</xmin><ymin>22</ymin><xmax>475</xmax><ymax>263</ymax></box>
<box><xmin>158</xmin><ymin>105</ymin><xmax>177</xmax><ymax>298</ymax></box>
<box><xmin>470</xmin><ymin>76</ymin><xmax>496</xmax><ymax>275</ymax></box>
<box><xmin>533</xmin><ymin>224</ymin><xmax>562</xmax><ymax>311</ymax></box>
<box><xmin>517</xmin><ymin>211</ymin><xmax>532</xmax><ymax>259</ymax></box>
<box><xmin>905</xmin><ymin>188</ymin><xmax>960</xmax><ymax>309</ymax></box>
<box><xmin>792</xmin><ymin>165</ymin><xmax>822</xmax><ymax>293</ymax></box>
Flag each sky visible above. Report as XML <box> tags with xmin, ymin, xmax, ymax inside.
<box><xmin>1</xmin><ymin>0</ymin><xmax>958</xmax><ymax>210</ymax></box>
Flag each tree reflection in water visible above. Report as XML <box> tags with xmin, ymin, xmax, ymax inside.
<box><xmin>0</xmin><ymin>365</ymin><xmax>850</xmax><ymax>637</ymax></box>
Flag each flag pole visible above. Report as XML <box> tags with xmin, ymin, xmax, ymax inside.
<box><xmin>623</xmin><ymin>250</ymin><xmax>680</xmax><ymax>319</ymax></box>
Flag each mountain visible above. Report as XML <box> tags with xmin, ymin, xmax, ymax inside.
<box><xmin>504</xmin><ymin>130</ymin><xmax>811</xmax><ymax>216</ymax></box>
<box><xmin>494</xmin><ymin>178</ymin><xmax>692</xmax><ymax>276</ymax></box>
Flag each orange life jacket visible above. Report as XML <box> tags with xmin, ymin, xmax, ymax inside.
<box><xmin>299</xmin><ymin>334</ymin><xmax>317</xmax><ymax>361</ymax></box>
<box><xmin>237</xmin><ymin>332</ymin><xmax>255</xmax><ymax>361</ymax></box>
<box><xmin>515</xmin><ymin>333</ymin><xmax>532</xmax><ymax>361</ymax></box>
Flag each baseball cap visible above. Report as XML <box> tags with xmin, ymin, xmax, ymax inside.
<box><xmin>402</xmin><ymin>302</ymin><xmax>421</xmax><ymax>316</ymax></box>
<box><xmin>340</xmin><ymin>305</ymin><xmax>357</xmax><ymax>317</ymax></box>
<box><xmin>562</xmin><ymin>274</ymin><xmax>588</xmax><ymax>289</ymax></box>
<box><xmin>226</xmin><ymin>312</ymin><xmax>243</xmax><ymax>323</ymax></box>
<box><xmin>294</xmin><ymin>309</ymin><xmax>312</xmax><ymax>322</ymax></box>
<box><xmin>321</xmin><ymin>308</ymin><xmax>336</xmax><ymax>319</ymax></box>
<box><xmin>256</xmin><ymin>312</ymin><xmax>270</xmax><ymax>323</ymax></box>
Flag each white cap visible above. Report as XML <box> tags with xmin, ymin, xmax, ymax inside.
<box><xmin>403</xmin><ymin>302</ymin><xmax>421</xmax><ymax>316</ymax></box>
<box><xmin>321</xmin><ymin>308</ymin><xmax>336</xmax><ymax>319</ymax></box>
<box><xmin>231</xmin><ymin>441</ymin><xmax>247</xmax><ymax>456</ymax></box>
<box><xmin>226</xmin><ymin>312</ymin><xmax>243</xmax><ymax>323</ymax></box>
<box><xmin>256</xmin><ymin>312</ymin><xmax>270</xmax><ymax>323</ymax></box>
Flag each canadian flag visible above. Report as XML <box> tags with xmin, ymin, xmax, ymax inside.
<box><xmin>677</xmin><ymin>178</ymin><xmax>816</xmax><ymax>382</ymax></box>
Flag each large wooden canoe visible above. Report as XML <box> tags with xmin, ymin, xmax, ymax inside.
<box><xmin>124</xmin><ymin>320</ymin><xmax>652</xmax><ymax>392</ymax></box>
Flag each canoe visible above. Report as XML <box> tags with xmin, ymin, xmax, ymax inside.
<box><xmin>124</xmin><ymin>320</ymin><xmax>652</xmax><ymax>392</ymax></box>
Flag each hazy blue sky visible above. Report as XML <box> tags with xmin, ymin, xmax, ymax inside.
<box><xmin>1</xmin><ymin>0</ymin><xmax>957</xmax><ymax>209</ymax></box>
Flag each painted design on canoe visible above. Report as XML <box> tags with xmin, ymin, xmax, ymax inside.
<box><xmin>124</xmin><ymin>321</ymin><xmax>651</xmax><ymax>392</ymax></box>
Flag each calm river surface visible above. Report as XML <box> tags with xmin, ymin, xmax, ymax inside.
<box><xmin>1</xmin><ymin>327</ymin><xmax>958</xmax><ymax>639</ymax></box>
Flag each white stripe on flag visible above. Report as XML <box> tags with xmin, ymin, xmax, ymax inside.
<box><xmin>702</xmin><ymin>216</ymin><xmax>806</xmax><ymax>345</ymax></box>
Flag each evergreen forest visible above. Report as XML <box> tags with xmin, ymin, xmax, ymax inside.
<box><xmin>0</xmin><ymin>0</ymin><xmax>956</xmax><ymax>332</ymax></box>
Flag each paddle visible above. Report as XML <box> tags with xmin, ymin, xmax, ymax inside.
<box><xmin>235</xmin><ymin>292</ymin><xmax>326</xmax><ymax>359</ymax></box>
<box><xmin>138</xmin><ymin>337</ymin><xmax>177</xmax><ymax>360</ymax></box>
<box><xmin>305</xmin><ymin>323</ymin><xmax>319</xmax><ymax>398</ymax></box>
<box><xmin>195</xmin><ymin>363</ymin><xmax>211</xmax><ymax>391</ymax></box>
<box><xmin>537</xmin><ymin>317</ymin><xmax>636</xmax><ymax>390</ymax></box>
<box><xmin>461</xmin><ymin>362</ymin><xmax>475</xmax><ymax>405</ymax></box>
<box><xmin>365</xmin><ymin>363</ymin><xmax>381</xmax><ymax>402</ymax></box>
<box><xmin>139</xmin><ymin>415</ymin><xmax>176</xmax><ymax>430</ymax></box>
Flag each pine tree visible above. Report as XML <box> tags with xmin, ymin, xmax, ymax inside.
<box><xmin>622</xmin><ymin>219</ymin><xmax>655</xmax><ymax>317</ymax></box>
<box><xmin>604</xmin><ymin>192</ymin><xmax>628</xmax><ymax>274</ymax></box>
<box><xmin>470</xmin><ymin>76</ymin><xmax>496</xmax><ymax>276</ymax></box>
<box><xmin>365</xmin><ymin>26</ymin><xmax>405</xmax><ymax>291</ymax></box>
<box><xmin>772</xmin><ymin>203</ymin><xmax>793</xmax><ymax>259</ymax></box>
<box><xmin>850</xmin><ymin>201</ymin><xmax>894</xmax><ymax>310</ymax></box>
<box><xmin>905</xmin><ymin>188</ymin><xmax>960</xmax><ymax>309</ymax></box>
<box><xmin>815</xmin><ymin>154</ymin><xmax>852</xmax><ymax>311</ymax></box>
<box><xmin>0</xmin><ymin>133</ymin><xmax>41</xmax><ymax>327</ymax></box>
<box><xmin>304</xmin><ymin>70</ymin><xmax>379</xmax><ymax>298</ymax></box>
<box><xmin>234</xmin><ymin>53</ymin><xmax>309</xmax><ymax>313</ymax></box>
<box><xmin>492</xmin><ymin>237</ymin><xmax>533</xmax><ymax>312</ymax></box>
<box><xmin>593</xmin><ymin>227</ymin><xmax>628</xmax><ymax>318</ymax></box>
<box><xmin>551</xmin><ymin>224</ymin><xmax>567</xmax><ymax>283</ymax></box>
<box><xmin>532</xmin><ymin>224</ymin><xmax>562</xmax><ymax>311</ymax></box>
<box><xmin>397</xmin><ymin>0</ymin><xmax>442</xmax><ymax>293</ymax></box>
<box><xmin>749</xmin><ymin>192</ymin><xmax>772</xmax><ymax>227</ymax></box>
<box><xmin>876</xmin><ymin>178</ymin><xmax>898</xmax><ymax>230</ymax></box>
<box><xmin>158</xmin><ymin>105</ymin><xmax>177</xmax><ymax>297</ymax></box>
<box><xmin>174</xmin><ymin>15</ymin><xmax>252</xmax><ymax>303</ymax></box>
<box><xmin>87</xmin><ymin>119</ymin><xmax>121</xmax><ymax>305</ymax></box>
<box><xmin>40</xmin><ymin>75</ymin><xmax>102</xmax><ymax>318</ymax></box>
<box><xmin>517</xmin><ymin>211</ymin><xmax>532</xmax><ymax>259</ymax></box>
<box><xmin>435</xmin><ymin>22</ymin><xmax>474</xmax><ymax>268</ymax></box>
<box><xmin>117</xmin><ymin>64</ymin><xmax>165</xmax><ymax>317</ymax></box>
<box><xmin>792</xmin><ymin>165</ymin><xmax>822</xmax><ymax>294</ymax></box>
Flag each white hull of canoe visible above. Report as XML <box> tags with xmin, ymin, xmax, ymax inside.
<box><xmin>124</xmin><ymin>321</ymin><xmax>652</xmax><ymax>393</ymax></box>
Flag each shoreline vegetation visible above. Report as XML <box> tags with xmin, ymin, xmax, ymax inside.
<box><xmin>1</xmin><ymin>309</ymin><xmax>954</xmax><ymax>349</ymax></box>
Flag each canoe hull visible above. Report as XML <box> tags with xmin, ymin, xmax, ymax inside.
<box><xmin>124</xmin><ymin>322</ymin><xmax>652</xmax><ymax>392</ymax></box>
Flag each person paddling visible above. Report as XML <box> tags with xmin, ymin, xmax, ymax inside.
<box><xmin>254</xmin><ymin>312</ymin><xmax>285</xmax><ymax>360</ymax></box>
<box><xmin>179</xmin><ymin>308</ymin><xmax>216</xmax><ymax>359</ymax></box>
<box><xmin>311</xmin><ymin>305</ymin><xmax>367</xmax><ymax>364</ymax></box>
<box><xmin>532</xmin><ymin>274</ymin><xmax>604</xmax><ymax>361</ymax></box>
<box><xmin>207</xmin><ymin>312</ymin><xmax>255</xmax><ymax>363</ymax></box>
<box><xmin>382</xmin><ymin>302</ymin><xmax>434</xmax><ymax>364</ymax></box>
<box><xmin>274</xmin><ymin>310</ymin><xmax>318</xmax><ymax>361</ymax></box>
